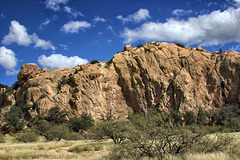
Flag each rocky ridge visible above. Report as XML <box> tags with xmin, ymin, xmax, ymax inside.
<box><xmin>0</xmin><ymin>42</ymin><xmax>240</xmax><ymax>120</ymax></box>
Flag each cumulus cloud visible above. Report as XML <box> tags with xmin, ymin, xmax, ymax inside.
<box><xmin>61</xmin><ymin>21</ymin><xmax>91</xmax><ymax>33</ymax></box>
<box><xmin>0</xmin><ymin>46</ymin><xmax>19</xmax><ymax>75</ymax></box>
<box><xmin>235</xmin><ymin>0</ymin><xmax>240</xmax><ymax>7</ymax></box>
<box><xmin>64</xmin><ymin>6</ymin><xmax>83</xmax><ymax>18</ymax></box>
<box><xmin>2</xmin><ymin>20</ymin><xmax>32</xmax><ymax>46</ymax></box>
<box><xmin>172</xmin><ymin>9</ymin><xmax>192</xmax><ymax>16</ymax></box>
<box><xmin>2</xmin><ymin>20</ymin><xmax>55</xmax><ymax>50</ymax></box>
<box><xmin>117</xmin><ymin>9</ymin><xmax>150</xmax><ymax>23</ymax></box>
<box><xmin>93</xmin><ymin>16</ymin><xmax>106</xmax><ymax>23</ymax></box>
<box><xmin>121</xmin><ymin>7</ymin><xmax>240</xmax><ymax>46</ymax></box>
<box><xmin>31</xmin><ymin>33</ymin><xmax>55</xmax><ymax>50</ymax></box>
<box><xmin>45</xmin><ymin>0</ymin><xmax>69</xmax><ymax>11</ymax></box>
<box><xmin>38</xmin><ymin>54</ymin><xmax>88</xmax><ymax>70</ymax></box>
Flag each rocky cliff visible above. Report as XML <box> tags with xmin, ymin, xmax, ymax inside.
<box><xmin>0</xmin><ymin>42</ymin><xmax>240</xmax><ymax>120</ymax></box>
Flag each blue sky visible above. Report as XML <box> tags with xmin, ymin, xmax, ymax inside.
<box><xmin>0</xmin><ymin>0</ymin><xmax>240</xmax><ymax>86</ymax></box>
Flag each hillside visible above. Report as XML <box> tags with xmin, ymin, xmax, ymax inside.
<box><xmin>0</xmin><ymin>42</ymin><xmax>240</xmax><ymax>120</ymax></box>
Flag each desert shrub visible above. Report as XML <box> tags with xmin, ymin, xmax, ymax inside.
<box><xmin>68</xmin><ymin>113</ymin><xmax>94</xmax><ymax>132</ymax></box>
<box><xmin>170</xmin><ymin>110</ymin><xmax>182</xmax><ymax>125</ymax></box>
<box><xmin>0</xmin><ymin>134</ymin><xmax>5</xmax><ymax>143</ymax></box>
<box><xmin>197</xmin><ymin>108</ymin><xmax>206</xmax><ymax>125</ymax></box>
<box><xmin>137</xmin><ymin>44</ymin><xmax>143</xmax><ymax>48</ymax></box>
<box><xmin>15</xmin><ymin>131</ymin><xmax>39</xmax><ymax>143</ymax></box>
<box><xmin>184</xmin><ymin>111</ymin><xmax>196</xmax><ymax>125</ymax></box>
<box><xmin>191</xmin><ymin>133</ymin><xmax>237</xmax><ymax>155</ymax></box>
<box><xmin>44</xmin><ymin>106</ymin><xmax>68</xmax><ymax>125</ymax></box>
<box><xmin>45</xmin><ymin>124</ymin><xmax>69</xmax><ymax>141</ymax></box>
<box><xmin>90</xmin><ymin>60</ymin><xmax>100</xmax><ymax>64</ymax></box>
<box><xmin>90</xmin><ymin>120</ymin><xmax>130</xmax><ymax>144</ymax></box>
<box><xmin>63</xmin><ymin>132</ymin><xmax>84</xmax><ymax>140</ymax></box>
<box><xmin>219</xmin><ymin>48</ymin><xmax>223</xmax><ymax>54</ymax></box>
<box><xmin>222</xmin><ymin>116</ymin><xmax>240</xmax><ymax>132</ymax></box>
<box><xmin>108</xmin><ymin>121</ymin><xmax>204</xmax><ymax>159</ymax></box>
<box><xmin>3</xmin><ymin>106</ymin><xmax>25</xmax><ymax>133</ymax></box>
<box><xmin>176</xmin><ymin>43</ymin><xmax>185</xmax><ymax>48</ymax></box>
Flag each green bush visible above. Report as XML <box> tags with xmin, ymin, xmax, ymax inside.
<box><xmin>176</xmin><ymin>43</ymin><xmax>185</xmax><ymax>48</ymax></box>
<box><xmin>137</xmin><ymin>44</ymin><xmax>143</xmax><ymax>48</ymax></box>
<box><xmin>3</xmin><ymin>106</ymin><xmax>25</xmax><ymax>133</ymax></box>
<box><xmin>184</xmin><ymin>111</ymin><xmax>196</xmax><ymax>125</ymax></box>
<box><xmin>68</xmin><ymin>145</ymin><xmax>92</xmax><ymax>153</ymax></box>
<box><xmin>45</xmin><ymin>125</ymin><xmax>69</xmax><ymax>141</ymax></box>
<box><xmin>44</xmin><ymin>106</ymin><xmax>68</xmax><ymax>125</ymax></box>
<box><xmin>68</xmin><ymin>113</ymin><xmax>94</xmax><ymax>132</ymax></box>
<box><xmin>63</xmin><ymin>132</ymin><xmax>84</xmax><ymax>140</ymax></box>
<box><xmin>90</xmin><ymin>60</ymin><xmax>100</xmax><ymax>64</ymax></box>
<box><xmin>90</xmin><ymin>120</ymin><xmax>130</xmax><ymax>144</ymax></box>
<box><xmin>0</xmin><ymin>134</ymin><xmax>5</xmax><ymax>143</ymax></box>
<box><xmin>15</xmin><ymin>132</ymin><xmax>39</xmax><ymax>143</ymax></box>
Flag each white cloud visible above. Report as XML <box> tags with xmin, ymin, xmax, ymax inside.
<box><xmin>61</xmin><ymin>21</ymin><xmax>91</xmax><ymax>33</ymax></box>
<box><xmin>6</xmin><ymin>69</ymin><xmax>19</xmax><ymax>76</ymax></box>
<box><xmin>0</xmin><ymin>46</ymin><xmax>19</xmax><ymax>75</ymax></box>
<box><xmin>121</xmin><ymin>7</ymin><xmax>240</xmax><ymax>46</ymax></box>
<box><xmin>59</xmin><ymin>44</ymin><xmax>68</xmax><ymax>50</ymax></box>
<box><xmin>31</xmin><ymin>33</ymin><xmax>55</xmax><ymax>50</ymax></box>
<box><xmin>2</xmin><ymin>20</ymin><xmax>32</xmax><ymax>46</ymax></box>
<box><xmin>230</xmin><ymin>44</ymin><xmax>240</xmax><ymax>51</ymax></box>
<box><xmin>107</xmin><ymin>25</ymin><xmax>116</xmax><ymax>35</ymax></box>
<box><xmin>2</xmin><ymin>20</ymin><xmax>55</xmax><ymax>50</ymax></box>
<box><xmin>38</xmin><ymin>54</ymin><xmax>88</xmax><ymax>70</ymax></box>
<box><xmin>235</xmin><ymin>0</ymin><xmax>240</xmax><ymax>7</ymax></box>
<box><xmin>172</xmin><ymin>9</ymin><xmax>192</xmax><ymax>16</ymax></box>
<box><xmin>93</xmin><ymin>16</ymin><xmax>106</xmax><ymax>23</ymax></box>
<box><xmin>45</xmin><ymin>0</ymin><xmax>69</xmax><ymax>11</ymax></box>
<box><xmin>117</xmin><ymin>9</ymin><xmax>150</xmax><ymax>23</ymax></box>
<box><xmin>39</xmin><ymin>18</ymin><xmax>51</xmax><ymax>30</ymax></box>
<box><xmin>64</xmin><ymin>6</ymin><xmax>83</xmax><ymax>18</ymax></box>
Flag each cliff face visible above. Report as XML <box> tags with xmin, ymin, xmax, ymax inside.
<box><xmin>0</xmin><ymin>42</ymin><xmax>240</xmax><ymax>120</ymax></box>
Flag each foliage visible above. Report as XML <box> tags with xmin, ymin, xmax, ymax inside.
<box><xmin>90</xmin><ymin>60</ymin><xmax>100</xmax><ymax>64</ymax></box>
<box><xmin>170</xmin><ymin>110</ymin><xmax>182</xmax><ymax>125</ymax></box>
<box><xmin>222</xmin><ymin>116</ymin><xmax>240</xmax><ymax>132</ymax></box>
<box><xmin>184</xmin><ymin>111</ymin><xmax>196</xmax><ymax>125</ymax></box>
<box><xmin>197</xmin><ymin>108</ymin><xmax>206</xmax><ymax>125</ymax></box>
<box><xmin>90</xmin><ymin>120</ymin><xmax>130</xmax><ymax>144</ymax></box>
<box><xmin>176</xmin><ymin>43</ymin><xmax>185</xmax><ymax>48</ymax></box>
<box><xmin>63</xmin><ymin>132</ymin><xmax>84</xmax><ymax>140</ymax></box>
<box><xmin>36</xmin><ymin>120</ymin><xmax>69</xmax><ymax>141</ymax></box>
<box><xmin>0</xmin><ymin>134</ymin><xmax>5</xmax><ymax>143</ymax></box>
<box><xmin>3</xmin><ymin>106</ymin><xmax>25</xmax><ymax>133</ymax></box>
<box><xmin>219</xmin><ymin>48</ymin><xmax>223</xmax><ymax>54</ymax></box>
<box><xmin>137</xmin><ymin>44</ymin><xmax>143</xmax><ymax>48</ymax></box>
<box><xmin>44</xmin><ymin>106</ymin><xmax>68</xmax><ymax>125</ymax></box>
<box><xmin>68</xmin><ymin>113</ymin><xmax>94</xmax><ymax>132</ymax></box>
<box><xmin>15</xmin><ymin>131</ymin><xmax>39</xmax><ymax>143</ymax></box>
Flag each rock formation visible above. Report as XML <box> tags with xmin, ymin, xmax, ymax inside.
<box><xmin>0</xmin><ymin>42</ymin><xmax>240</xmax><ymax>120</ymax></box>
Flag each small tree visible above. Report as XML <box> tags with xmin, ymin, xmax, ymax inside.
<box><xmin>176</xmin><ymin>43</ymin><xmax>185</xmax><ymax>48</ymax></box>
<box><xmin>15</xmin><ymin>131</ymin><xmax>39</xmax><ymax>143</ymax></box>
<box><xmin>219</xmin><ymin>48</ymin><xmax>223</xmax><ymax>54</ymax></box>
<box><xmin>137</xmin><ymin>44</ymin><xmax>143</xmax><ymax>48</ymax></box>
<box><xmin>3</xmin><ymin>106</ymin><xmax>25</xmax><ymax>133</ymax></box>
<box><xmin>184</xmin><ymin>111</ymin><xmax>196</xmax><ymax>125</ymax></box>
<box><xmin>90</xmin><ymin>60</ymin><xmax>100</xmax><ymax>64</ymax></box>
<box><xmin>44</xmin><ymin>106</ymin><xmax>68</xmax><ymax>125</ymax></box>
<box><xmin>197</xmin><ymin>108</ymin><xmax>206</xmax><ymax>125</ymax></box>
<box><xmin>68</xmin><ymin>113</ymin><xmax>94</xmax><ymax>132</ymax></box>
<box><xmin>90</xmin><ymin>120</ymin><xmax>130</xmax><ymax>144</ymax></box>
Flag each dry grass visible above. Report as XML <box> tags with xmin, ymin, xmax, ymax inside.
<box><xmin>0</xmin><ymin>133</ymin><xmax>239</xmax><ymax>160</ymax></box>
<box><xmin>0</xmin><ymin>136</ymin><xmax>113</xmax><ymax>160</ymax></box>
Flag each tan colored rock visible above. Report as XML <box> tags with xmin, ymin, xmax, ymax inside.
<box><xmin>1</xmin><ymin>42</ymin><xmax>240</xmax><ymax>120</ymax></box>
<box><xmin>17</xmin><ymin>63</ymin><xmax>41</xmax><ymax>82</ymax></box>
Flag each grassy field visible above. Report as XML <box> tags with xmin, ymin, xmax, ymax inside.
<box><xmin>0</xmin><ymin>133</ymin><xmax>239</xmax><ymax>160</ymax></box>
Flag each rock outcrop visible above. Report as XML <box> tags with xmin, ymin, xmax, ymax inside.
<box><xmin>0</xmin><ymin>42</ymin><xmax>240</xmax><ymax>120</ymax></box>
